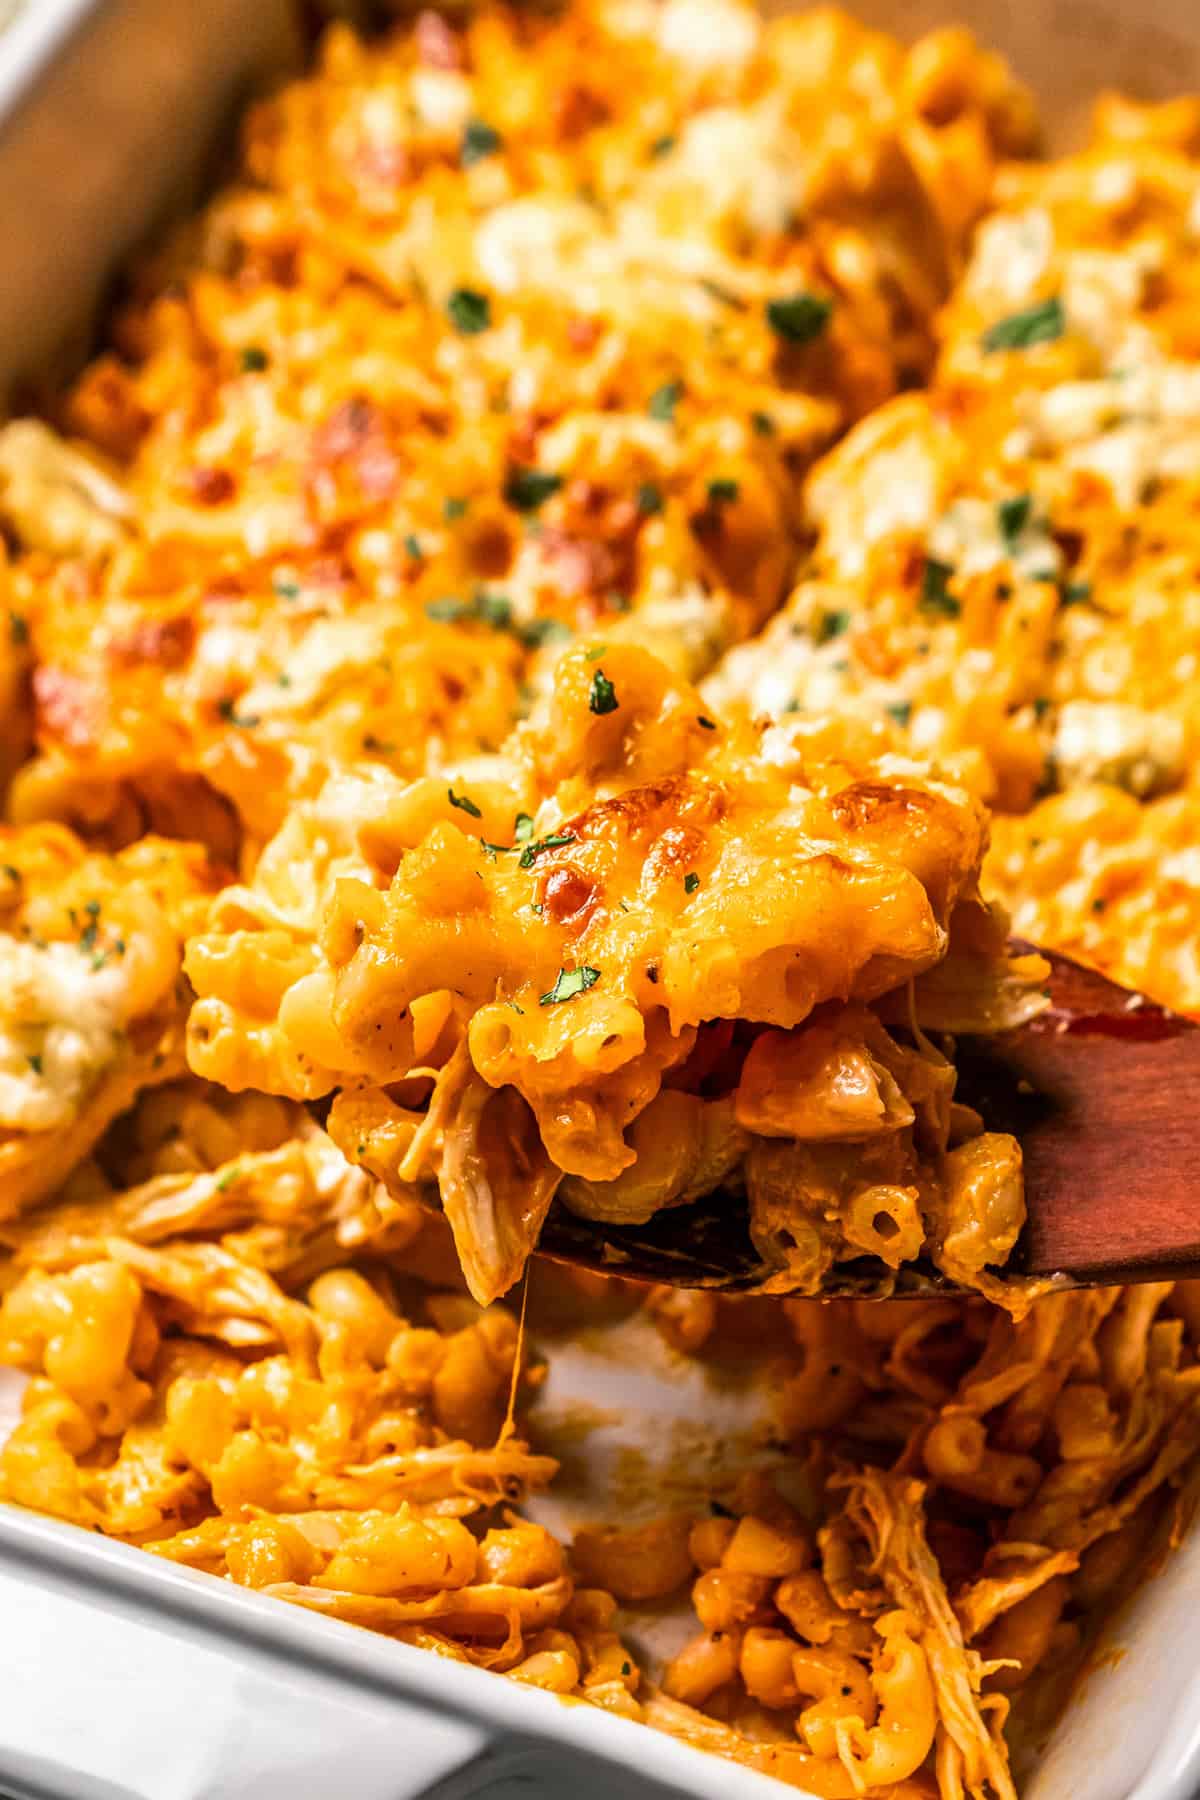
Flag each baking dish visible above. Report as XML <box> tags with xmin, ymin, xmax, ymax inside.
<box><xmin>3</xmin><ymin>3</ymin><xmax>1200</xmax><ymax>1798</ymax></box>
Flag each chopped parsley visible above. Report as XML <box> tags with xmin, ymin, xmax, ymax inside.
<box><xmin>684</xmin><ymin>872</ymin><xmax>700</xmax><ymax>894</ymax></box>
<box><xmin>1032</xmin><ymin>696</ymin><xmax>1052</xmax><ymax>721</ymax></box>
<box><xmin>448</xmin><ymin>787</ymin><xmax>482</xmax><ymax>819</ymax></box>
<box><xmin>26</xmin><ymin>1053</ymin><xmax>42</xmax><ymax>1075</ymax></box>
<box><xmin>217</xmin><ymin>696</ymin><xmax>261</xmax><ymax>728</ymax></box>
<box><xmin>696</xmin><ymin>714</ymin><xmax>717</xmax><ymax>731</ymax></box>
<box><xmin>997</xmin><ymin>493</ymin><xmax>1031</xmax><ymax>546</ymax></box>
<box><xmin>9</xmin><ymin>610</ymin><xmax>28</xmax><ymax>646</ymax></box>
<box><xmin>215</xmin><ymin>1165</ymin><xmax>242</xmax><ymax>1192</ymax></box>
<box><xmin>519</xmin><ymin>830</ymin><xmax>576</xmax><ymax>869</ymax></box>
<box><xmin>813</xmin><ymin>608</ymin><xmax>850</xmax><ymax>645</ymax></box>
<box><xmin>621</xmin><ymin>1662</ymin><xmax>632</xmax><ymax>1677</ymax></box>
<box><xmin>443</xmin><ymin>495</ymin><xmax>469</xmax><ymax>522</ymax></box>
<box><xmin>540</xmin><ymin>964</ymin><xmax>601</xmax><ymax>1006</ymax></box>
<box><xmin>520</xmin><ymin>615</ymin><xmax>572</xmax><ymax>649</ymax></box>
<box><xmin>706</xmin><ymin>478</ymin><xmax>739</xmax><ymax>506</ymax></box>
<box><xmin>239</xmin><ymin>346</ymin><xmax>269</xmax><ymax>372</ymax></box>
<box><xmin>514</xmin><ymin>812</ymin><xmax>535</xmax><ymax>842</ymax></box>
<box><xmin>765</xmin><ymin>292</ymin><xmax>832</xmax><ymax>345</ymax></box>
<box><xmin>919</xmin><ymin>558</ymin><xmax>960</xmax><ymax>617</ymax></box>
<box><xmin>272</xmin><ymin>571</ymin><xmax>301</xmax><ymax>600</ymax></box>
<box><xmin>751</xmin><ymin>410</ymin><xmax>775</xmax><ymax>436</ymax></box>
<box><xmin>1060</xmin><ymin>578</ymin><xmax>1093</xmax><ymax>606</ymax></box>
<box><xmin>886</xmin><ymin>700</ymin><xmax>912</xmax><ymax>727</ymax></box>
<box><xmin>445</xmin><ymin>287</ymin><xmax>492</xmax><ymax>335</ymax></box>
<box><xmin>636</xmin><ymin>481</ymin><xmax>664</xmax><ymax>516</ymax></box>
<box><xmin>588</xmin><ymin>667</ymin><xmax>618</xmax><ymax>714</ymax></box>
<box><xmin>460</xmin><ymin>118</ymin><xmax>503</xmax><ymax>165</ymax></box>
<box><xmin>1092</xmin><ymin>897</ymin><xmax>1107</xmax><ymax>913</ymax></box>
<box><xmin>981</xmin><ymin>296</ymin><xmax>1064</xmax><ymax>353</ymax></box>
<box><xmin>404</xmin><ymin>533</ymin><xmax>423</xmax><ymax>560</ymax></box>
<box><xmin>648</xmin><ymin>379</ymin><xmax>683</xmax><ymax>422</ymax></box>
<box><xmin>649</xmin><ymin>133</ymin><xmax>676</xmax><ymax>158</ymax></box>
<box><xmin>503</xmin><ymin>467</ymin><xmax>563</xmax><ymax>512</ymax></box>
<box><xmin>427</xmin><ymin>590</ymin><xmax>564</xmax><ymax>648</ymax></box>
<box><xmin>362</xmin><ymin>732</ymin><xmax>396</xmax><ymax>753</ymax></box>
<box><xmin>585</xmin><ymin>644</ymin><xmax>607</xmax><ymax>661</ymax></box>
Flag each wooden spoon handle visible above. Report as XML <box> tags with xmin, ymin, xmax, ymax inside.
<box><xmin>958</xmin><ymin>944</ymin><xmax>1200</xmax><ymax>1284</ymax></box>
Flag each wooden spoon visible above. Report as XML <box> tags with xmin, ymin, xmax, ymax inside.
<box><xmin>526</xmin><ymin>944</ymin><xmax>1200</xmax><ymax>1297</ymax></box>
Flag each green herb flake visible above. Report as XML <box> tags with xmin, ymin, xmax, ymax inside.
<box><xmin>649</xmin><ymin>133</ymin><xmax>676</xmax><ymax>158</ymax></box>
<box><xmin>696</xmin><ymin>715</ymin><xmax>717</xmax><ymax>731</ymax></box>
<box><xmin>636</xmin><ymin>481</ymin><xmax>663</xmax><ymax>517</ymax></box>
<box><xmin>504</xmin><ymin>467</ymin><xmax>563</xmax><ymax>512</ymax></box>
<box><xmin>1032</xmin><ymin>696</ymin><xmax>1052</xmax><ymax>721</ymax></box>
<box><xmin>215</xmin><ymin>1165</ymin><xmax>242</xmax><ymax>1193</ymax></box>
<box><xmin>514</xmin><ymin>813</ymin><xmax>535</xmax><ymax>842</ymax></box>
<box><xmin>426</xmin><ymin>595</ymin><xmax>468</xmax><ymax>623</ymax></box>
<box><xmin>621</xmin><ymin>1662</ymin><xmax>632</xmax><ymax>1677</ymax></box>
<box><xmin>27</xmin><ymin>1053</ymin><xmax>42</xmax><ymax>1075</ymax></box>
<box><xmin>519</xmin><ymin>615</ymin><xmax>572</xmax><ymax>649</ymax></box>
<box><xmin>997</xmin><ymin>493</ymin><xmax>1031</xmax><ymax>546</ymax></box>
<box><xmin>404</xmin><ymin>533</ymin><xmax>423</xmax><ymax>560</ymax></box>
<box><xmin>362</xmin><ymin>732</ymin><xmax>396</xmax><ymax>754</ymax></box>
<box><xmin>461</xmin><ymin>117</ymin><xmax>503</xmax><ymax>165</ymax></box>
<box><xmin>272</xmin><ymin>571</ymin><xmax>301</xmax><ymax>600</ymax></box>
<box><xmin>981</xmin><ymin>296</ymin><xmax>1065</xmax><ymax>354</ymax></box>
<box><xmin>765</xmin><ymin>292</ymin><xmax>832</xmax><ymax>345</ymax></box>
<box><xmin>540</xmin><ymin>964</ymin><xmax>601</xmax><ymax>1006</ymax></box>
<box><xmin>445</xmin><ymin>287</ymin><xmax>492</xmax><ymax>335</ymax></box>
<box><xmin>518</xmin><ymin>830</ymin><xmax>576</xmax><ymax>870</ymax></box>
<box><xmin>9</xmin><ymin>610</ymin><xmax>28</xmax><ymax>646</ymax></box>
<box><xmin>707</xmin><ymin>478</ymin><xmax>739</xmax><ymax>507</ymax></box>
<box><xmin>506</xmin><ymin>999</ymin><xmax>526</xmax><ymax>1015</ymax></box>
<box><xmin>217</xmin><ymin>696</ymin><xmax>261</xmax><ymax>728</ymax></box>
<box><xmin>813</xmin><ymin>608</ymin><xmax>851</xmax><ymax>645</ymax></box>
<box><xmin>239</xmin><ymin>346</ymin><xmax>269</xmax><ymax>373</ymax></box>
<box><xmin>684</xmin><ymin>872</ymin><xmax>700</xmax><ymax>894</ymax></box>
<box><xmin>751</xmin><ymin>410</ymin><xmax>775</xmax><ymax>436</ymax></box>
<box><xmin>588</xmin><ymin>667</ymin><xmax>618</xmax><ymax>715</ymax></box>
<box><xmin>648</xmin><ymin>379</ymin><xmax>683</xmax><ymax>422</ymax></box>
<box><xmin>443</xmin><ymin>496</ymin><xmax>469</xmax><ymax>522</ymax></box>
<box><xmin>886</xmin><ymin>700</ymin><xmax>912</xmax><ymax>727</ymax></box>
<box><xmin>1061</xmin><ymin>578</ymin><xmax>1093</xmax><ymax>606</ymax></box>
<box><xmin>1092</xmin><ymin>897</ymin><xmax>1107</xmax><ymax>913</ymax></box>
<box><xmin>919</xmin><ymin>558</ymin><xmax>960</xmax><ymax>617</ymax></box>
<box><xmin>448</xmin><ymin>787</ymin><xmax>482</xmax><ymax>819</ymax></box>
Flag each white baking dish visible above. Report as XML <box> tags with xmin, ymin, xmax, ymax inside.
<box><xmin>2</xmin><ymin>3</ymin><xmax>1200</xmax><ymax>1796</ymax></box>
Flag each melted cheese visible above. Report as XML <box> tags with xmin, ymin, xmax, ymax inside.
<box><xmin>0</xmin><ymin>937</ymin><xmax>129</xmax><ymax>1132</ymax></box>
